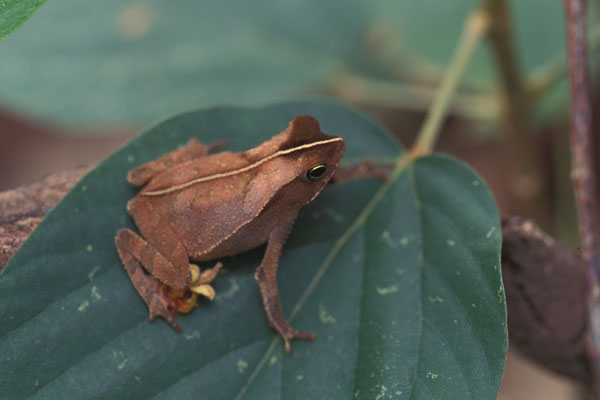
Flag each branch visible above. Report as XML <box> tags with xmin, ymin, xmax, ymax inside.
<box><xmin>0</xmin><ymin>166</ymin><xmax>89</xmax><ymax>271</ymax></box>
<box><xmin>411</xmin><ymin>9</ymin><xmax>490</xmax><ymax>156</ymax></box>
<box><xmin>327</xmin><ymin>71</ymin><xmax>501</xmax><ymax>122</ymax></box>
<box><xmin>564</xmin><ymin>0</ymin><xmax>600</xmax><ymax>394</ymax></box>
<box><xmin>484</xmin><ymin>0</ymin><xmax>546</xmax><ymax>222</ymax></box>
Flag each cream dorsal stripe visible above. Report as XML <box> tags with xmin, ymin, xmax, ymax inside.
<box><xmin>142</xmin><ymin>137</ymin><xmax>344</xmax><ymax>196</ymax></box>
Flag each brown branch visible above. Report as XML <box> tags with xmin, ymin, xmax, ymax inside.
<box><xmin>483</xmin><ymin>0</ymin><xmax>547</xmax><ymax>223</ymax></box>
<box><xmin>564</xmin><ymin>0</ymin><xmax>600</xmax><ymax>395</ymax></box>
<box><xmin>0</xmin><ymin>166</ymin><xmax>89</xmax><ymax>271</ymax></box>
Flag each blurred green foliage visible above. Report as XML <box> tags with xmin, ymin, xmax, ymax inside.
<box><xmin>0</xmin><ymin>0</ymin><xmax>572</xmax><ymax>127</ymax></box>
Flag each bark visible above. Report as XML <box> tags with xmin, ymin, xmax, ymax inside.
<box><xmin>0</xmin><ymin>165</ymin><xmax>89</xmax><ymax>270</ymax></box>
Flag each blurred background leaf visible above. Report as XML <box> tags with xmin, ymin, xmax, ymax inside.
<box><xmin>0</xmin><ymin>0</ymin><xmax>579</xmax><ymax>127</ymax></box>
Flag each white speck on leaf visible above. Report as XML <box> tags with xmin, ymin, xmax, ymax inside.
<box><xmin>313</xmin><ymin>207</ymin><xmax>344</xmax><ymax>223</ymax></box>
<box><xmin>86</xmin><ymin>244</ymin><xmax>93</xmax><ymax>252</ymax></box>
<box><xmin>472</xmin><ymin>180</ymin><xmax>480</xmax><ymax>186</ymax></box>
<box><xmin>375</xmin><ymin>385</ymin><xmax>388</xmax><ymax>400</ymax></box>
<box><xmin>376</xmin><ymin>285</ymin><xmax>398</xmax><ymax>296</ymax></box>
<box><xmin>127</xmin><ymin>155</ymin><xmax>135</xmax><ymax>163</ymax></box>
<box><xmin>486</xmin><ymin>226</ymin><xmax>496</xmax><ymax>238</ymax></box>
<box><xmin>446</xmin><ymin>240</ymin><xmax>455</xmax><ymax>247</ymax></box>
<box><xmin>269</xmin><ymin>355</ymin><xmax>278</xmax><ymax>366</ymax></box>
<box><xmin>296</xmin><ymin>374</ymin><xmax>304</xmax><ymax>381</ymax></box>
<box><xmin>380</xmin><ymin>231</ymin><xmax>412</xmax><ymax>248</ymax></box>
<box><xmin>113</xmin><ymin>350</ymin><xmax>128</xmax><ymax>370</ymax></box>
<box><xmin>380</xmin><ymin>231</ymin><xmax>395</xmax><ymax>247</ymax></box>
<box><xmin>319</xmin><ymin>303</ymin><xmax>337</xmax><ymax>324</ymax></box>
<box><xmin>77</xmin><ymin>300</ymin><xmax>90</xmax><ymax>312</ymax></box>
<box><xmin>88</xmin><ymin>266</ymin><xmax>101</xmax><ymax>281</ymax></box>
<box><xmin>218</xmin><ymin>277</ymin><xmax>240</xmax><ymax>300</ymax></box>
<box><xmin>237</xmin><ymin>359</ymin><xmax>248</xmax><ymax>374</ymax></box>
<box><xmin>425</xmin><ymin>371</ymin><xmax>438</xmax><ymax>379</ymax></box>
<box><xmin>91</xmin><ymin>286</ymin><xmax>102</xmax><ymax>301</ymax></box>
<box><xmin>323</xmin><ymin>207</ymin><xmax>344</xmax><ymax>223</ymax></box>
<box><xmin>428</xmin><ymin>296</ymin><xmax>444</xmax><ymax>304</ymax></box>
<box><xmin>184</xmin><ymin>331</ymin><xmax>201</xmax><ymax>340</ymax></box>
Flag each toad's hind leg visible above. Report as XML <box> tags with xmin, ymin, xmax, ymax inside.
<box><xmin>115</xmin><ymin>228</ymin><xmax>190</xmax><ymax>331</ymax></box>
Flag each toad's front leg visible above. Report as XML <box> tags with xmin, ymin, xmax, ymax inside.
<box><xmin>254</xmin><ymin>225</ymin><xmax>316</xmax><ymax>352</ymax></box>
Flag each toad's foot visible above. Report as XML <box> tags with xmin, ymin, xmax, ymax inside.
<box><xmin>281</xmin><ymin>329</ymin><xmax>316</xmax><ymax>353</ymax></box>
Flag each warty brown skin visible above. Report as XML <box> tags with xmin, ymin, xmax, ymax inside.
<box><xmin>115</xmin><ymin>115</ymin><xmax>345</xmax><ymax>351</ymax></box>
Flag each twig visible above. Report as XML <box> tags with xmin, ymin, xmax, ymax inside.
<box><xmin>328</xmin><ymin>71</ymin><xmax>501</xmax><ymax>122</ymax></box>
<box><xmin>411</xmin><ymin>9</ymin><xmax>490</xmax><ymax>156</ymax></box>
<box><xmin>0</xmin><ymin>166</ymin><xmax>90</xmax><ymax>271</ymax></box>
<box><xmin>484</xmin><ymin>0</ymin><xmax>546</xmax><ymax>222</ymax></box>
<box><xmin>564</xmin><ymin>0</ymin><xmax>600</xmax><ymax>395</ymax></box>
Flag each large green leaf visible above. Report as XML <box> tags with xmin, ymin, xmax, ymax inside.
<box><xmin>0</xmin><ymin>0</ymin><xmax>46</xmax><ymax>42</ymax></box>
<box><xmin>0</xmin><ymin>101</ymin><xmax>506</xmax><ymax>399</ymax></box>
<box><xmin>0</xmin><ymin>0</ymin><xmax>572</xmax><ymax>125</ymax></box>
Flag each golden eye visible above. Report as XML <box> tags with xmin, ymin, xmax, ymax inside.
<box><xmin>306</xmin><ymin>163</ymin><xmax>327</xmax><ymax>181</ymax></box>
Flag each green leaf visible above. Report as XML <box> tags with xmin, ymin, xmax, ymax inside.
<box><xmin>0</xmin><ymin>101</ymin><xmax>506</xmax><ymax>399</ymax></box>
<box><xmin>0</xmin><ymin>0</ymin><xmax>46</xmax><ymax>42</ymax></box>
<box><xmin>0</xmin><ymin>0</ymin><xmax>574</xmax><ymax>125</ymax></box>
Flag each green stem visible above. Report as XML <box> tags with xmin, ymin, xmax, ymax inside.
<box><xmin>411</xmin><ymin>9</ymin><xmax>490</xmax><ymax>156</ymax></box>
<box><xmin>328</xmin><ymin>71</ymin><xmax>500</xmax><ymax>122</ymax></box>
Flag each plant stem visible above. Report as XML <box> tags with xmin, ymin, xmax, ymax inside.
<box><xmin>564</xmin><ymin>0</ymin><xmax>600</xmax><ymax>395</ymax></box>
<box><xmin>328</xmin><ymin>71</ymin><xmax>501</xmax><ymax>122</ymax></box>
<box><xmin>411</xmin><ymin>9</ymin><xmax>490</xmax><ymax>156</ymax></box>
<box><xmin>484</xmin><ymin>0</ymin><xmax>547</xmax><ymax>224</ymax></box>
<box><xmin>411</xmin><ymin>10</ymin><xmax>488</xmax><ymax>156</ymax></box>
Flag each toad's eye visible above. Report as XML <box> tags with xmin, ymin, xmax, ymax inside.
<box><xmin>306</xmin><ymin>163</ymin><xmax>327</xmax><ymax>181</ymax></box>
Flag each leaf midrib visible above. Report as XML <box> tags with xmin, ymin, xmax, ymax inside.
<box><xmin>235</xmin><ymin>153</ymin><xmax>414</xmax><ymax>399</ymax></box>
